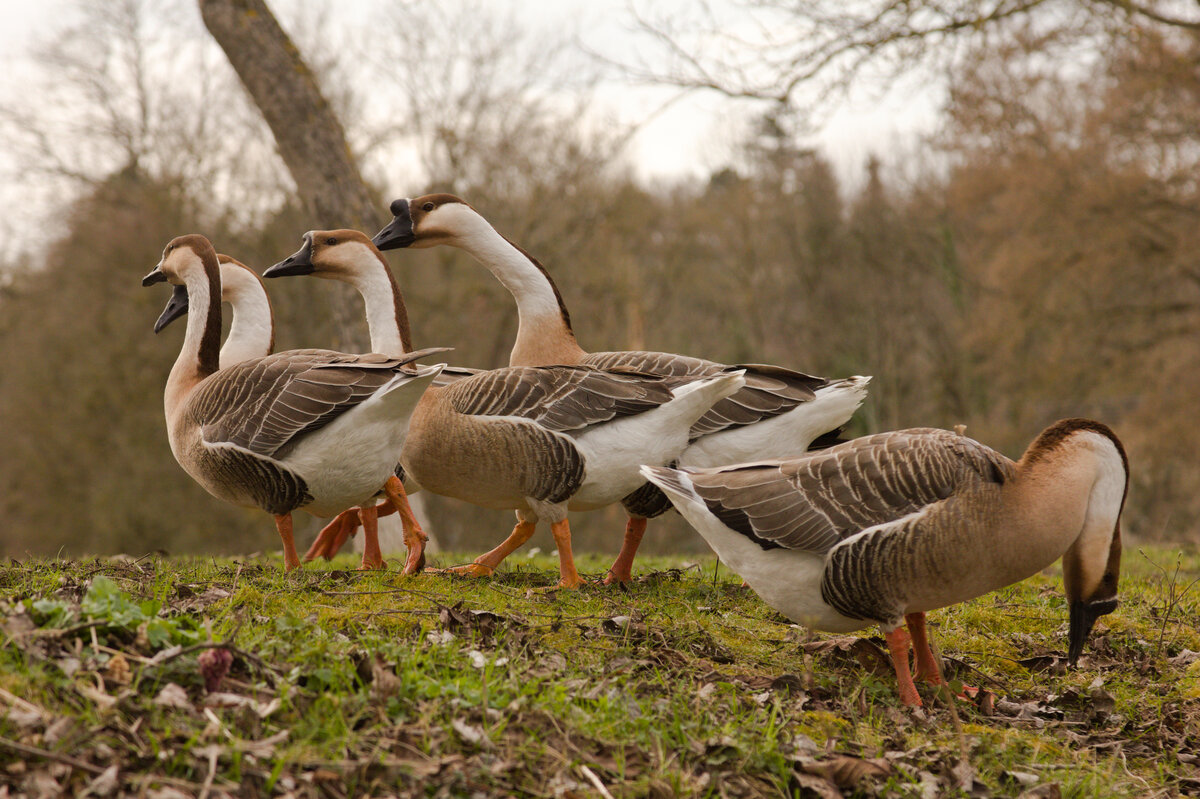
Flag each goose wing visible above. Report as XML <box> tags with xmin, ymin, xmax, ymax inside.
<box><xmin>583</xmin><ymin>351</ymin><xmax>826</xmax><ymax>438</ymax></box>
<box><xmin>681</xmin><ymin>428</ymin><xmax>1015</xmax><ymax>554</ymax></box>
<box><xmin>187</xmin><ymin>347</ymin><xmax>444</xmax><ymax>458</ymax></box>
<box><xmin>441</xmin><ymin>365</ymin><xmax>676</xmax><ymax>432</ymax></box>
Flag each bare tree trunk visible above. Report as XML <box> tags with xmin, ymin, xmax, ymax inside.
<box><xmin>199</xmin><ymin>0</ymin><xmax>381</xmax><ymax>355</ymax></box>
<box><xmin>199</xmin><ymin>0</ymin><xmax>430</xmax><ymax>556</ymax></box>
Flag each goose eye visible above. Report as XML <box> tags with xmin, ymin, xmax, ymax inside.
<box><xmin>325</xmin><ymin>237</ymin><xmax>337</xmax><ymax>246</ymax></box>
<box><xmin>422</xmin><ymin>202</ymin><xmax>435</xmax><ymax>212</ymax></box>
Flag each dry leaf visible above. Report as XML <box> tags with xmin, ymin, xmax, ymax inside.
<box><xmin>801</xmin><ymin>636</ymin><xmax>893</xmax><ymax>678</ymax></box>
<box><xmin>82</xmin><ymin>765</ymin><xmax>119</xmax><ymax>797</ymax></box>
<box><xmin>451</xmin><ymin>719</ymin><xmax>489</xmax><ymax>747</ymax></box>
<box><xmin>104</xmin><ymin>653</ymin><xmax>131</xmax><ymax>686</ymax></box>
<box><xmin>153</xmin><ymin>683</ymin><xmax>191</xmax><ymax>710</ymax></box>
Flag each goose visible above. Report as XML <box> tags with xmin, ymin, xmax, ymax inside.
<box><xmin>154</xmin><ymin>254</ymin><xmax>275</xmax><ymax>369</ymax></box>
<box><xmin>640</xmin><ymin>419</ymin><xmax>1127</xmax><ymax>706</ymax></box>
<box><xmin>154</xmin><ymin>252</ymin><xmax>421</xmax><ymax>571</ymax></box>
<box><xmin>142</xmin><ymin>233</ymin><xmax>446</xmax><ymax>572</ymax></box>
<box><xmin>372</xmin><ymin>195</ymin><xmax>871</xmax><ymax>583</ymax></box>
<box><xmin>265</xmin><ymin>230</ymin><xmax>747</xmax><ymax>588</ymax></box>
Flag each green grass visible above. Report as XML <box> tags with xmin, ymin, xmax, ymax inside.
<box><xmin>2</xmin><ymin>546</ymin><xmax>1198</xmax><ymax>797</ymax></box>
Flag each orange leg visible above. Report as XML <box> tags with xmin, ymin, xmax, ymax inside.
<box><xmin>603</xmin><ymin>516</ymin><xmax>647</xmax><ymax>585</ymax></box>
<box><xmin>444</xmin><ymin>521</ymin><xmax>537</xmax><ymax>578</ymax></box>
<box><xmin>907</xmin><ymin>612</ymin><xmax>977</xmax><ymax>698</ymax></box>
<box><xmin>906</xmin><ymin>612</ymin><xmax>943</xmax><ymax>685</ymax></box>
<box><xmin>357</xmin><ymin>503</ymin><xmax>385</xmax><ymax>570</ymax></box>
<box><xmin>550</xmin><ymin>519</ymin><xmax>583</xmax><ymax>589</ymax></box>
<box><xmin>273</xmin><ymin>513</ymin><xmax>302</xmax><ymax>572</ymax></box>
<box><xmin>885</xmin><ymin>626</ymin><xmax>922</xmax><ymax>707</ymax></box>
<box><xmin>383</xmin><ymin>476</ymin><xmax>428</xmax><ymax>575</ymax></box>
<box><xmin>305</xmin><ymin>508</ymin><xmax>359</xmax><ymax>561</ymax></box>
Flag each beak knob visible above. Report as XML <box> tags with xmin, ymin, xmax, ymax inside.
<box><xmin>372</xmin><ymin>198</ymin><xmax>416</xmax><ymax>250</ymax></box>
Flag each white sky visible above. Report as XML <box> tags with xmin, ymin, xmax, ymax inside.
<box><xmin>0</xmin><ymin>0</ymin><xmax>942</xmax><ymax>257</ymax></box>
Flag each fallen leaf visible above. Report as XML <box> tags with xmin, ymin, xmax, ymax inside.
<box><xmin>104</xmin><ymin>653</ymin><xmax>132</xmax><ymax>686</ymax></box>
<box><xmin>145</xmin><ymin>788</ymin><xmax>191</xmax><ymax>799</ymax></box>
<box><xmin>1168</xmin><ymin>649</ymin><xmax>1200</xmax><ymax>667</ymax></box>
<box><xmin>800</xmin><ymin>636</ymin><xmax>893</xmax><ymax>678</ymax></box>
<box><xmin>1004</xmin><ymin>770</ymin><xmax>1040</xmax><ymax>788</ymax></box>
<box><xmin>81</xmin><ymin>765</ymin><xmax>119</xmax><ymax>797</ymax></box>
<box><xmin>1018</xmin><ymin>655</ymin><xmax>1069</xmax><ymax>674</ymax></box>
<box><xmin>790</xmin><ymin>770</ymin><xmax>841</xmax><ymax>799</ymax></box>
<box><xmin>451</xmin><ymin>719</ymin><xmax>489</xmax><ymax>747</ymax></box>
<box><xmin>153</xmin><ymin>683</ymin><xmax>191</xmax><ymax>710</ymax></box>
<box><xmin>76</xmin><ymin>682</ymin><xmax>117</xmax><ymax>712</ymax></box>
<box><xmin>42</xmin><ymin>718</ymin><xmax>75</xmax><ymax>745</ymax></box>
<box><xmin>239</xmin><ymin>729</ymin><xmax>288</xmax><ymax>758</ymax></box>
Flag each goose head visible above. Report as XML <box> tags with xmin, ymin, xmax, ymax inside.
<box><xmin>265</xmin><ymin>229</ymin><xmax>385</xmax><ymax>280</ymax></box>
<box><xmin>143</xmin><ymin>234</ymin><xmax>216</xmax><ymax>287</ymax></box>
<box><xmin>1025</xmin><ymin>418</ymin><xmax>1129</xmax><ymax>664</ymax></box>
<box><xmin>218</xmin><ymin>254</ymin><xmax>271</xmax><ymax>305</ymax></box>
<box><xmin>372</xmin><ymin>194</ymin><xmax>474</xmax><ymax>250</ymax></box>
<box><xmin>154</xmin><ymin>254</ymin><xmax>273</xmax><ymax>341</ymax></box>
<box><xmin>143</xmin><ymin>234</ymin><xmax>220</xmax><ymax>333</ymax></box>
<box><xmin>266</xmin><ymin>229</ymin><xmax>415</xmax><ymax>357</ymax></box>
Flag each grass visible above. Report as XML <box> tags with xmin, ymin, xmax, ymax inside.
<box><xmin>1</xmin><ymin>545</ymin><xmax>1198</xmax><ymax>797</ymax></box>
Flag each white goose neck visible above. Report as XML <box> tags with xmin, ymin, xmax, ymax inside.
<box><xmin>449</xmin><ymin>211</ymin><xmax>577</xmax><ymax>343</ymax></box>
<box><xmin>221</xmin><ymin>281</ymin><xmax>273</xmax><ymax>368</ymax></box>
<box><xmin>165</xmin><ymin>273</ymin><xmax>214</xmax><ymax>419</ymax></box>
<box><xmin>342</xmin><ymin>246</ymin><xmax>410</xmax><ymax>357</ymax></box>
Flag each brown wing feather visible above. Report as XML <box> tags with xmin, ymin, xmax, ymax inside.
<box><xmin>187</xmin><ymin>348</ymin><xmax>441</xmax><ymax>458</ymax></box>
<box><xmin>685</xmin><ymin>428</ymin><xmax>1015</xmax><ymax>554</ymax></box>
<box><xmin>442</xmin><ymin>365</ymin><xmax>676</xmax><ymax>433</ymax></box>
<box><xmin>583</xmin><ymin>351</ymin><xmax>826</xmax><ymax>438</ymax></box>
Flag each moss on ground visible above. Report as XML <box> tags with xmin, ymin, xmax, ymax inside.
<box><xmin>0</xmin><ymin>545</ymin><xmax>1197</xmax><ymax>797</ymax></box>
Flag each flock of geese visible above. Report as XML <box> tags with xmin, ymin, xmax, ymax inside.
<box><xmin>142</xmin><ymin>194</ymin><xmax>1128</xmax><ymax>707</ymax></box>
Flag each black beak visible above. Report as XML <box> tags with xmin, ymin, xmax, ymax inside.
<box><xmin>1068</xmin><ymin>597</ymin><xmax>1119</xmax><ymax>665</ymax></box>
<box><xmin>142</xmin><ymin>266</ymin><xmax>167</xmax><ymax>286</ymax></box>
<box><xmin>372</xmin><ymin>198</ymin><xmax>415</xmax><ymax>250</ymax></box>
<box><xmin>264</xmin><ymin>237</ymin><xmax>315</xmax><ymax>278</ymax></box>
<box><xmin>154</xmin><ymin>284</ymin><xmax>189</xmax><ymax>334</ymax></box>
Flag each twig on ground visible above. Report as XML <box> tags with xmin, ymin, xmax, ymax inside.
<box><xmin>929</xmin><ymin>639</ymin><xmax>968</xmax><ymax>762</ymax></box>
<box><xmin>141</xmin><ymin>640</ymin><xmax>283</xmax><ymax>680</ymax></box>
<box><xmin>580</xmin><ymin>764</ymin><xmax>616</xmax><ymax>799</ymax></box>
<box><xmin>198</xmin><ymin>746</ymin><xmax>219</xmax><ymax>799</ymax></box>
<box><xmin>0</xmin><ymin>736</ymin><xmax>105</xmax><ymax>775</ymax></box>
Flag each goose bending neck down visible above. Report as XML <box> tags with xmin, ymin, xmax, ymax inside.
<box><xmin>372</xmin><ymin>194</ymin><xmax>870</xmax><ymax>584</ymax></box>
<box><xmin>143</xmin><ymin>233</ymin><xmax>445</xmax><ymax>572</ymax></box>
<box><xmin>266</xmin><ymin>230</ymin><xmax>747</xmax><ymax>588</ymax></box>
<box><xmin>641</xmin><ymin>419</ymin><xmax>1128</xmax><ymax>707</ymax></box>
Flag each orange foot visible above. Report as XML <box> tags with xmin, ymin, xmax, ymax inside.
<box><xmin>304</xmin><ymin>508</ymin><xmax>360</xmax><ymax>562</ymax></box>
<box><xmin>603</xmin><ymin>517</ymin><xmax>646</xmax><ymax>585</ymax></box>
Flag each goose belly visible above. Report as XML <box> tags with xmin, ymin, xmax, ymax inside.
<box><xmin>567</xmin><ymin>412</ymin><xmax>694</xmax><ymax>509</ymax></box>
<box><xmin>282</xmin><ymin>413</ymin><xmax>412</xmax><ymax>517</ymax></box>
<box><xmin>664</xmin><ymin>476</ymin><xmax>863</xmax><ymax>632</ymax></box>
<box><xmin>680</xmin><ymin>378</ymin><xmax>868</xmax><ymax>467</ymax></box>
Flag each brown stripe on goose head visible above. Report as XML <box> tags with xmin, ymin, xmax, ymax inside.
<box><xmin>162</xmin><ymin>234</ymin><xmax>223</xmax><ymax>377</ymax></box>
<box><xmin>308</xmin><ymin>229</ymin><xmax>415</xmax><ymax>354</ymax></box>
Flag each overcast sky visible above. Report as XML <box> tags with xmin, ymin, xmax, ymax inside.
<box><xmin>0</xmin><ymin>0</ymin><xmax>941</xmax><ymax>256</ymax></box>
